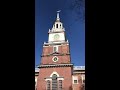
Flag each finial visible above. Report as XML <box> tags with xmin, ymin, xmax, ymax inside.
<box><xmin>56</xmin><ymin>10</ymin><xmax>61</xmax><ymax>21</ymax></box>
<box><xmin>49</xmin><ymin>29</ymin><xmax>50</xmax><ymax>32</ymax></box>
<box><xmin>57</xmin><ymin>10</ymin><xmax>61</xmax><ymax>13</ymax></box>
<box><xmin>67</xmin><ymin>40</ymin><xmax>68</xmax><ymax>42</ymax></box>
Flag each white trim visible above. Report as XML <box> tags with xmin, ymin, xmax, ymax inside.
<box><xmin>73</xmin><ymin>72</ymin><xmax>85</xmax><ymax>74</ymax></box>
<box><xmin>81</xmin><ymin>75</ymin><xmax>83</xmax><ymax>83</ymax></box>
<box><xmin>72</xmin><ymin>76</ymin><xmax>79</xmax><ymax>84</ymax></box>
<box><xmin>43</xmin><ymin>45</ymin><xmax>62</xmax><ymax>47</ymax></box>
<box><xmin>52</xmin><ymin>56</ymin><xmax>59</xmax><ymax>62</ymax></box>
<box><xmin>50</xmin><ymin>71</ymin><xmax>59</xmax><ymax>77</ymax></box>
<box><xmin>58</xmin><ymin>78</ymin><xmax>64</xmax><ymax>80</ymax></box>
<box><xmin>44</xmin><ymin>72</ymin><xmax>64</xmax><ymax>90</ymax></box>
<box><xmin>81</xmin><ymin>75</ymin><xmax>85</xmax><ymax>84</ymax></box>
<box><xmin>44</xmin><ymin>42</ymin><xmax>69</xmax><ymax>45</ymax></box>
<box><xmin>35</xmin><ymin>78</ymin><xmax>37</xmax><ymax>86</ymax></box>
<box><xmin>45</xmin><ymin>78</ymin><xmax>52</xmax><ymax>81</ymax></box>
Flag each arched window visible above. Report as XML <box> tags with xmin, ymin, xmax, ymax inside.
<box><xmin>56</xmin><ymin>24</ymin><xmax>58</xmax><ymax>28</ymax></box>
<box><xmin>53</xmin><ymin>46</ymin><xmax>57</xmax><ymax>52</ymax></box>
<box><xmin>52</xmin><ymin>74</ymin><xmax>58</xmax><ymax>90</ymax></box>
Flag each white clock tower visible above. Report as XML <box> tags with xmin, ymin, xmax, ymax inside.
<box><xmin>48</xmin><ymin>11</ymin><xmax>66</xmax><ymax>43</ymax></box>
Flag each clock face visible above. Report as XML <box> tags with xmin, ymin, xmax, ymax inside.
<box><xmin>54</xmin><ymin>34</ymin><xmax>60</xmax><ymax>40</ymax></box>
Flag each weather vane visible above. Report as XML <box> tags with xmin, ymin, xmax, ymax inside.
<box><xmin>57</xmin><ymin>10</ymin><xmax>61</xmax><ymax>13</ymax></box>
<box><xmin>56</xmin><ymin>10</ymin><xmax>61</xmax><ymax>21</ymax></box>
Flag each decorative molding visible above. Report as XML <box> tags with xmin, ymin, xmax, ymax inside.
<box><xmin>41</xmin><ymin>53</ymin><xmax>70</xmax><ymax>57</ymax></box>
<box><xmin>57</xmin><ymin>78</ymin><xmax>64</xmax><ymax>80</ymax></box>
<box><xmin>44</xmin><ymin>77</ymin><xmax>64</xmax><ymax>81</ymax></box>
<box><xmin>43</xmin><ymin>42</ymin><xmax>69</xmax><ymax>46</ymax></box>
<box><xmin>50</xmin><ymin>71</ymin><xmax>59</xmax><ymax>77</ymax></box>
<box><xmin>38</xmin><ymin>64</ymin><xmax>73</xmax><ymax>68</ymax></box>
<box><xmin>48</xmin><ymin>31</ymin><xmax>64</xmax><ymax>34</ymax></box>
<box><xmin>45</xmin><ymin>78</ymin><xmax>52</xmax><ymax>81</ymax></box>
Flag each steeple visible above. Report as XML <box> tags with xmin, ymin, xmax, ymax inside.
<box><xmin>56</xmin><ymin>10</ymin><xmax>61</xmax><ymax>21</ymax></box>
<box><xmin>48</xmin><ymin>10</ymin><xmax>65</xmax><ymax>33</ymax></box>
<box><xmin>47</xmin><ymin>11</ymin><xmax>66</xmax><ymax>43</ymax></box>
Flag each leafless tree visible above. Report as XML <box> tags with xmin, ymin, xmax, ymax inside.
<box><xmin>69</xmin><ymin>0</ymin><xmax>85</xmax><ymax>22</ymax></box>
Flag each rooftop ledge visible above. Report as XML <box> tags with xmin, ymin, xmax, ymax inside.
<box><xmin>48</xmin><ymin>30</ymin><xmax>65</xmax><ymax>33</ymax></box>
<box><xmin>37</xmin><ymin>63</ymin><xmax>73</xmax><ymax>68</ymax></box>
<box><xmin>43</xmin><ymin>41</ymin><xmax>69</xmax><ymax>46</ymax></box>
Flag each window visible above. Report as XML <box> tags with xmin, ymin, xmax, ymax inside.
<box><xmin>52</xmin><ymin>74</ymin><xmax>57</xmax><ymax>90</ymax></box>
<box><xmin>73</xmin><ymin>76</ymin><xmax>78</xmax><ymax>84</ymax></box>
<box><xmin>60</xmin><ymin>24</ymin><xmax>61</xmax><ymax>28</ymax></box>
<box><xmin>56</xmin><ymin>24</ymin><xmax>58</xmax><ymax>28</ymax></box>
<box><xmin>53</xmin><ymin>47</ymin><xmax>57</xmax><ymax>52</ymax></box>
<box><xmin>53</xmin><ymin>46</ymin><xmax>58</xmax><ymax>52</ymax></box>
<box><xmin>74</xmin><ymin>80</ymin><xmax>78</xmax><ymax>84</ymax></box>
<box><xmin>47</xmin><ymin>80</ymin><xmax>51</xmax><ymax>90</ymax></box>
<box><xmin>59</xmin><ymin>80</ymin><xmax>62</xmax><ymax>90</ymax></box>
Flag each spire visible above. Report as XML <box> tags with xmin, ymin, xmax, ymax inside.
<box><xmin>56</xmin><ymin>10</ymin><xmax>61</xmax><ymax>21</ymax></box>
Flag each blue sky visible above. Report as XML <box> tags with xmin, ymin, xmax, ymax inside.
<box><xmin>35</xmin><ymin>0</ymin><xmax>85</xmax><ymax>67</ymax></box>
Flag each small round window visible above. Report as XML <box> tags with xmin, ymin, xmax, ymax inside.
<box><xmin>52</xmin><ymin>56</ymin><xmax>58</xmax><ymax>62</ymax></box>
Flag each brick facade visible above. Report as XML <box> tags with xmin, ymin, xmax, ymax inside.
<box><xmin>37</xmin><ymin>67</ymin><xmax>72</xmax><ymax>90</ymax></box>
<box><xmin>41</xmin><ymin>44</ymin><xmax>70</xmax><ymax>65</ymax></box>
<box><xmin>36</xmin><ymin>12</ymin><xmax>85</xmax><ymax>90</ymax></box>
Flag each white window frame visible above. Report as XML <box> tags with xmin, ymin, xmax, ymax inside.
<box><xmin>45</xmin><ymin>72</ymin><xmax>64</xmax><ymax>90</ymax></box>
<box><xmin>81</xmin><ymin>75</ymin><xmax>85</xmax><ymax>84</ymax></box>
<box><xmin>35</xmin><ymin>78</ymin><xmax>37</xmax><ymax>86</ymax></box>
<box><xmin>52</xmin><ymin>56</ymin><xmax>59</xmax><ymax>62</ymax></box>
<box><xmin>72</xmin><ymin>76</ymin><xmax>79</xmax><ymax>84</ymax></box>
<box><xmin>53</xmin><ymin>46</ymin><xmax>58</xmax><ymax>52</ymax></box>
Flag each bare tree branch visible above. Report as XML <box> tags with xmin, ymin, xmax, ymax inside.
<box><xmin>69</xmin><ymin>0</ymin><xmax>85</xmax><ymax>22</ymax></box>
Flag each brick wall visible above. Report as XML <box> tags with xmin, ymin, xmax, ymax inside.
<box><xmin>37</xmin><ymin>66</ymin><xmax>72</xmax><ymax>90</ymax></box>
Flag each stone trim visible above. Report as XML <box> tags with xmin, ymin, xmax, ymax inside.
<box><xmin>48</xmin><ymin>30</ymin><xmax>64</xmax><ymax>34</ymax></box>
<box><xmin>44</xmin><ymin>77</ymin><xmax>64</xmax><ymax>80</ymax></box>
<box><xmin>37</xmin><ymin>64</ymin><xmax>73</xmax><ymax>68</ymax></box>
<box><xmin>41</xmin><ymin>53</ymin><xmax>70</xmax><ymax>57</ymax></box>
<box><xmin>43</xmin><ymin>42</ymin><xmax>69</xmax><ymax>46</ymax></box>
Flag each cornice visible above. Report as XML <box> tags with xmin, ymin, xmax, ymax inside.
<box><xmin>41</xmin><ymin>53</ymin><xmax>70</xmax><ymax>57</ymax></box>
<box><xmin>37</xmin><ymin>63</ymin><xmax>73</xmax><ymax>68</ymax></box>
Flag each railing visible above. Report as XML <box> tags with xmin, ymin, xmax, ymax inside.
<box><xmin>73</xmin><ymin>66</ymin><xmax>85</xmax><ymax>70</ymax></box>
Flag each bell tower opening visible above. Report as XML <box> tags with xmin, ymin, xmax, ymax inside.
<box><xmin>56</xmin><ymin>24</ymin><xmax>58</xmax><ymax>28</ymax></box>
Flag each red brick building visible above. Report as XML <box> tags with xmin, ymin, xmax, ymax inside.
<box><xmin>36</xmin><ymin>11</ymin><xmax>85</xmax><ymax>90</ymax></box>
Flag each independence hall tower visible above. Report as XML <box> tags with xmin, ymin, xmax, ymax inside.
<box><xmin>36</xmin><ymin>11</ymin><xmax>84</xmax><ymax>90</ymax></box>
